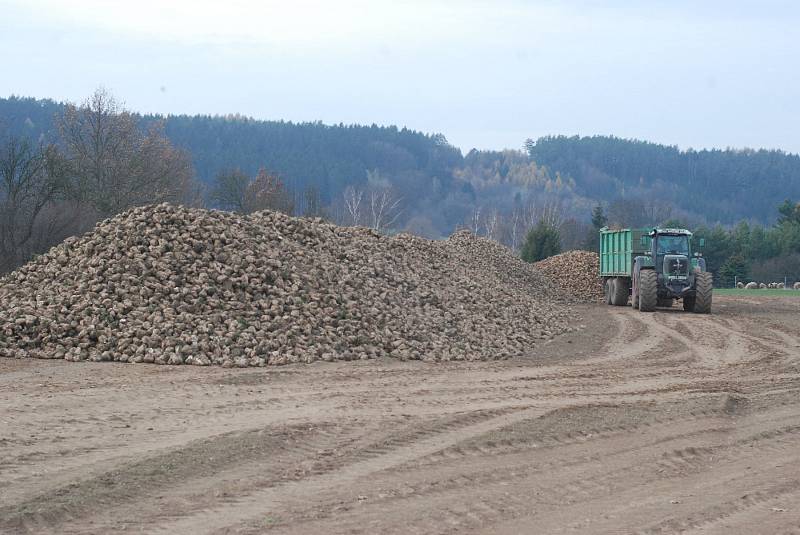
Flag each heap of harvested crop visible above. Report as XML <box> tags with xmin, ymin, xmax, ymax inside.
<box><xmin>534</xmin><ymin>250</ymin><xmax>603</xmax><ymax>302</ymax></box>
<box><xmin>0</xmin><ymin>204</ymin><xmax>571</xmax><ymax>366</ymax></box>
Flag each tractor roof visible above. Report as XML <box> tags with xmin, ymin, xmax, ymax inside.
<box><xmin>651</xmin><ymin>228</ymin><xmax>692</xmax><ymax>236</ymax></box>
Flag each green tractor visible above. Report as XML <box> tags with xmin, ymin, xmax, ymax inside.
<box><xmin>600</xmin><ymin>227</ymin><xmax>712</xmax><ymax>313</ymax></box>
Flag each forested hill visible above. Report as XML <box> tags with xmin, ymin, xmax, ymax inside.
<box><xmin>3</xmin><ymin>95</ymin><xmax>800</xmax><ymax>231</ymax></box>
<box><xmin>0</xmin><ymin>96</ymin><xmax>463</xmax><ymax>204</ymax></box>
<box><xmin>526</xmin><ymin>135</ymin><xmax>800</xmax><ymax>225</ymax></box>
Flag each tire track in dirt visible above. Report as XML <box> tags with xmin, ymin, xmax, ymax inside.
<box><xmin>401</xmin><ymin>395</ymin><xmax>749</xmax><ymax>468</ymax></box>
<box><xmin>690</xmin><ymin>488</ymin><xmax>800</xmax><ymax>535</ymax></box>
<box><xmin>8</xmin><ymin>408</ymin><xmax>522</xmax><ymax>534</ymax></box>
<box><xmin>254</xmin><ymin>404</ymin><xmax>800</xmax><ymax>535</ymax></box>
<box><xmin>576</xmin><ymin>309</ymin><xmax>664</xmax><ymax>364</ymax></box>
<box><xmin>0</xmin><ymin>421</ymin><xmax>360</xmax><ymax>533</ymax></box>
<box><xmin>0</xmin><ymin>362</ymin><xmax>535</xmax><ymax>506</ymax></box>
<box><xmin>142</xmin><ymin>404</ymin><xmax>572</xmax><ymax>535</ymax></box>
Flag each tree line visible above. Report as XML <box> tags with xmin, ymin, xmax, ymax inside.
<box><xmin>2</xmin><ymin>91</ymin><xmax>799</xmax><ymax>283</ymax></box>
<box><xmin>7</xmin><ymin>96</ymin><xmax>800</xmax><ymax>234</ymax></box>
<box><xmin>526</xmin><ymin>135</ymin><xmax>800</xmax><ymax>226</ymax></box>
<box><xmin>688</xmin><ymin>200</ymin><xmax>800</xmax><ymax>286</ymax></box>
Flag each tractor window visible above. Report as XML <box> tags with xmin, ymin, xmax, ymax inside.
<box><xmin>656</xmin><ymin>235</ymin><xmax>689</xmax><ymax>256</ymax></box>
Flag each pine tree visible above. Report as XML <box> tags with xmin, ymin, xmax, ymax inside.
<box><xmin>521</xmin><ymin>220</ymin><xmax>561</xmax><ymax>262</ymax></box>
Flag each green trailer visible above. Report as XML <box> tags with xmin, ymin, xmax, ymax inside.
<box><xmin>600</xmin><ymin>227</ymin><xmax>712</xmax><ymax>313</ymax></box>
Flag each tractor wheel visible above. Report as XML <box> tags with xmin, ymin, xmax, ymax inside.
<box><xmin>693</xmin><ymin>271</ymin><xmax>713</xmax><ymax>314</ymax></box>
<box><xmin>612</xmin><ymin>277</ymin><xmax>628</xmax><ymax>306</ymax></box>
<box><xmin>683</xmin><ymin>295</ymin><xmax>696</xmax><ymax>312</ymax></box>
<box><xmin>657</xmin><ymin>298</ymin><xmax>673</xmax><ymax>308</ymax></box>
<box><xmin>638</xmin><ymin>270</ymin><xmax>657</xmax><ymax>312</ymax></box>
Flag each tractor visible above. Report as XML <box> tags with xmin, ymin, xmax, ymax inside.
<box><xmin>600</xmin><ymin>227</ymin><xmax>712</xmax><ymax>313</ymax></box>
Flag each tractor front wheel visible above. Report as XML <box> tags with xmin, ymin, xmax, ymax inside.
<box><xmin>693</xmin><ymin>271</ymin><xmax>713</xmax><ymax>314</ymax></box>
<box><xmin>638</xmin><ymin>270</ymin><xmax>657</xmax><ymax>312</ymax></box>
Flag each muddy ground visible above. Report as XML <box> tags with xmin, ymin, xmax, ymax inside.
<box><xmin>1</xmin><ymin>294</ymin><xmax>799</xmax><ymax>534</ymax></box>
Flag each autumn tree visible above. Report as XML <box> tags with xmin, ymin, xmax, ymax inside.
<box><xmin>57</xmin><ymin>88</ymin><xmax>194</xmax><ymax>216</ymax></box>
<box><xmin>243</xmin><ymin>168</ymin><xmax>294</xmax><ymax>214</ymax></box>
<box><xmin>211</xmin><ymin>167</ymin><xmax>294</xmax><ymax>214</ymax></box>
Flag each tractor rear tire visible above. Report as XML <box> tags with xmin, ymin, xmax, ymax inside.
<box><xmin>611</xmin><ymin>277</ymin><xmax>628</xmax><ymax>306</ymax></box>
<box><xmin>693</xmin><ymin>271</ymin><xmax>713</xmax><ymax>314</ymax></box>
<box><xmin>638</xmin><ymin>270</ymin><xmax>657</xmax><ymax>312</ymax></box>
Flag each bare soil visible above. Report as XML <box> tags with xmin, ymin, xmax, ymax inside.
<box><xmin>2</xmin><ymin>294</ymin><xmax>799</xmax><ymax>534</ymax></box>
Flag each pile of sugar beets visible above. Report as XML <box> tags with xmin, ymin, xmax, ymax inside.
<box><xmin>0</xmin><ymin>204</ymin><xmax>574</xmax><ymax>366</ymax></box>
<box><xmin>535</xmin><ymin>250</ymin><xmax>604</xmax><ymax>302</ymax></box>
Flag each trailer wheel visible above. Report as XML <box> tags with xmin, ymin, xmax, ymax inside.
<box><xmin>612</xmin><ymin>277</ymin><xmax>628</xmax><ymax>306</ymax></box>
<box><xmin>604</xmin><ymin>279</ymin><xmax>613</xmax><ymax>305</ymax></box>
<box><xmin>638</xmin><ymin>270</ymin><xmax>657</xmax><ymax>312</ymax></box>
<box><xmin>693</xmin><ymin>272</ymin><xmax>713</xmax><ymax>314</ymax></box>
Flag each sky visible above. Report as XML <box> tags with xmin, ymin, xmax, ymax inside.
<box><xmin>1</xmin><ymin>0</ymin><xmax>799</xmax><ymax>153</ymax></box>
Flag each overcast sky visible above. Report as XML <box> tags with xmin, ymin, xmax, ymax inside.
<box><xmin>1</xmin><ymin>0</ymin><xmax>798</xmax><ymax>153</ymax></box>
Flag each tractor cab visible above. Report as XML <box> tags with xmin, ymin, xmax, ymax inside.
<box><xmin>646</xmin><ymin>228</ymin><xmax>705</xmax><ymax>298</ymax></box>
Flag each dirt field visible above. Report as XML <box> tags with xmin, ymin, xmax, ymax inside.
<box><xmin>2</xmin><ymin>294</ymin><xmax>799</xmax><ymax>534</ymax></box>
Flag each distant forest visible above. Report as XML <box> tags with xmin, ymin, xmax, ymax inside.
<box><xmin>4</xmin><ymin>96</ymin><xmax>800</xmax><ymax>229</ymax></box>
<box><xmin>2</xmin><ymin>93</ymin><xmax>799</xmax><ymax>282</ymax></box>
<box><xmin>527</xmin><ymin>135</ymin><xmax>800</xmax><ymax>226</ymax></box>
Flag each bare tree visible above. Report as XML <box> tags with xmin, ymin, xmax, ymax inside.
<box><xmin>210</xmin><ymin>168</ymin><xmax>249</xmax><ymax>212</ymax></box>
<box><xmin>643</xmin><ymin>199</ymin><xmax>673</xmax><ymax>226</ymax></box>
<box><xmin>483</xmin><ymin>206</ymin><xmax>501</xmax><ymax>242</ymax></box>
<box><xmin>0</xmin><ymin>136</ymin><xmax>63</xmax><ymax>271</ymax></box>
<box><xmin>509</xmin><ymin>205</ymin><xmax>522</xmax><ymax>251</ymax></box>
<box><xmin>57</xmin><ymin>88</ymin><xmax>194</xmax><ymax>216</ymax></box>
<box><xmin>300</xmin><ymin>185</ymin><xmax>328</xmax><ymax>219</ymax></box>
<box><xmin>368</xmin><ymin>188</ymin><xmax>402</xmax><ymax>232</ymax></box>
<box><xmin>242</xmin><ymin>169</ymin><xmax>294</xmax><ymax>214</ymax></box>
<box><xmin>607</xmin><ymin>198</ymin><xmax>647</xmax><ymax>227</ymax></box>
<box><xmin>342</xmin><ymin>186</ymin><xmax>364</xmax><ymax>226</ymax></box>
<box><xmin>522</xmin><ymin>198</ymin><xmax>562</xmax><ymax>230</ymax></box>
<box><xmin>211</xmin><ymin>167</ymin><xmax>293</xmax><ymax>214</ymax></box>
<box><xmin>469</xmin><ymin>205</ymin><xmax>482</xmax><ymax>235</ymax></box>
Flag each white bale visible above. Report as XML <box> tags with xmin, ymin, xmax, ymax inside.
<box><xmin>745</xmin><ymin>282</ymin><xmax>758</xmax><ymax>289</ymax></box>
<box><xmin>736</xmin><ymin>282</ymin><xmax>744</xmax><ymax>289</ymax></box>
<box><xmin>759</xmin><ymin>283</ymin><xmax>767</xmax><ymax>289</ymax></box>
